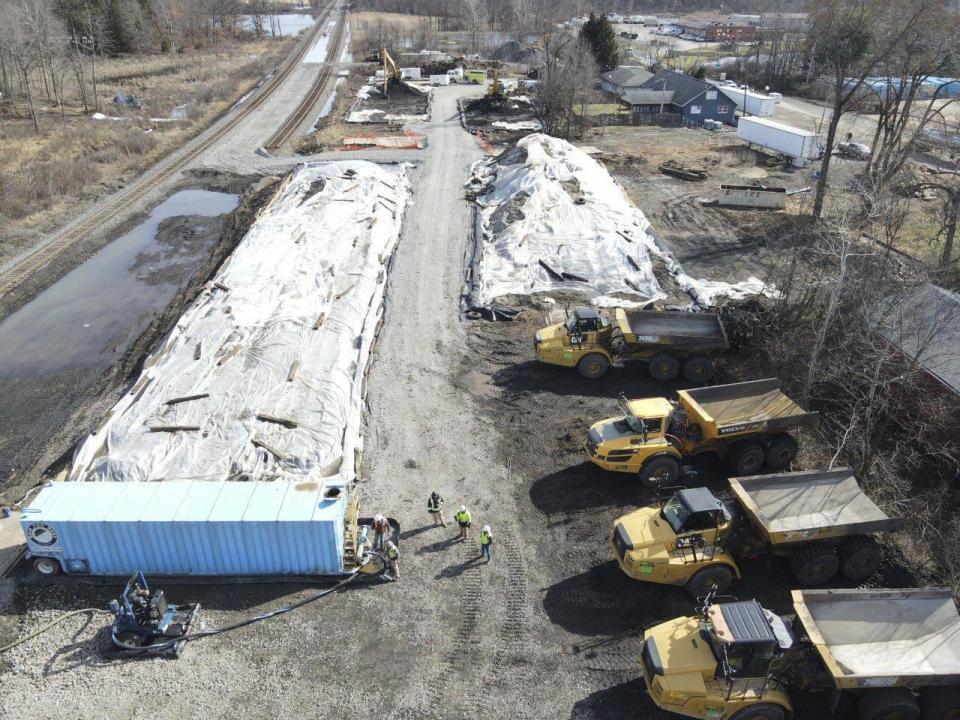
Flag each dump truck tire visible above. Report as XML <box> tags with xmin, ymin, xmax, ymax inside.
<box><xmin>638</xmin><ymin>456</ymin><xmax>680</xmax><ymax>489</ymax></box>
<box><xmin>727</xmin><ymin>442</ymin><xmax>765</xmax><ymax>476</ymax></box>
<box><xmin>577</xmin><ymin>353</ymin><xmax>609</xmax><ymax>379</ymax></box>
<box><xmin>682</xmin><ymin>356</ymin><xmax>714</xmax><ymax>383</ymax></box>
<box><xmin>686</xmin><ymin>565</ymin><xmax>734</xmax><ymax>597</ymax></box>
<box><xmin>859</xmin><ymin>688</ymin><xmax>920</xmax><ymax>720</ymax></box>
<box><xmin>920</xmin><ymin>686</ymin><xmax>960</xmax><ymax>720</ymax></box>
<box><xmin>839</xmin><ymin>536</ymin><xmax>882</xmax><ymax>582</ymax></box>
<box><xmin>765</xmin><ymin>434</ymin><xmax>798</xmax><ymax>469</ymax></box>
<box><xmin>730</xmin><ymin>703</ymin><xmax>788</xmax><ymax>720</ymax></box>
<box><xmin>648</xmin><ymin>352</ymin><xmax>680</xmax><ymax>381</ymax></box>
<box><xmin>32</xmin><ymin>557</ymin><xmax>61</xmax><ymax>576</ymax></box>
<box><xmin>790</xmin><ymin>544</ymin><xmax>840</xmax><ymax>585</ymax></box>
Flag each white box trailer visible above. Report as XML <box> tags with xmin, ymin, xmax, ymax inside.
<box><xmin>400</xmin><ymin>67</ymin><xmax>421</xmax><ymax>80</ymax></box>
<box><xmin>737</xmin><ymin>116</ymin><xmax>822</xmax><ymax>167</ymax></box>
<box><xmin>430</xmin><ymin>74</ymin><xmax>450</xmax><ymax>86</ymax></box>
<box><xmin>718</xmin><ymin>86</ymin><xmax>777</xmax><ymax>116</ymax></box>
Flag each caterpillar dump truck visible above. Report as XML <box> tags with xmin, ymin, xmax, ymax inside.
<box><xmin>611</xmin><ymin>469</ymin><xmax>901</xmax><ymax>595</ymax></box>
<box><xmin>640</xmin><ymin>587</ymin><xmax>960</xmax><ymax>720</ymax></box>
<box><xmin>535</xmin><ymin>307</ymin><xmax>728</xmax><ymax>380</ymax></box>
<box><xmin>585</xmin><ymin>379</ymin><xmax>818</xmax><ymax>487</ymax></box>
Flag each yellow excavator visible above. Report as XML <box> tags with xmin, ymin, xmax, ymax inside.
<box><xmin>381</xmin><ymin>48</ymin><xmax>399</xmax><ymax>97</ymax></box>
<box><xmin>487</xmin><ymin>66</ymin><xmax>504</xmax><ymax>97</ymax></box>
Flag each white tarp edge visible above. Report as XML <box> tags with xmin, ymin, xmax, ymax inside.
<box><xmin>467</xmin><ymin>133</ymin><xmax>665</xmax><ymax>308</ymax></box>
<box><xmin>69</xmin><ymin>161</ymin><xmax>411</xmax><ymax>487</ymax></box>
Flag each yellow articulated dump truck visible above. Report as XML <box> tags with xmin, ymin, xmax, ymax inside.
<box><xmin>534</xmin><ymin>307</ymin><xmax>728</xmax><ymax>380</ymax></box>
<box><xmin>611</xmin><ymin>469</ymin><xmax>901</xmax><ymax>595</ymax></box>
<box><xmin>640</xmin><ymin>587</ymin><xmax>960</xmax><ymax>720</ymax></box>
<box><xmin>585</xmin><ymin>379</ymin><xmax>818</xmax><ymax>487</ymax></box>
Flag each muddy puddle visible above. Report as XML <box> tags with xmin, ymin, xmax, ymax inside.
<box><xmin>0</xmin><ymin>188</ymin><xmax>238</xmax><ymax>494</ymax></box>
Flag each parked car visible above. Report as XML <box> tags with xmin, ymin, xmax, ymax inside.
<box><xmin>837</xmin><ymin>141</ymin><xmax>871</xmax><ymax>159</ymax></box>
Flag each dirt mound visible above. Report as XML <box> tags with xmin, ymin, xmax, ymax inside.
<box><xmin>491</xmin><ymin>40</ymin><xmax>540</xmax><ymax>65</ymax></box>
<box><xmin>464</xmin><ymin>95</ymin><xmax>533</xmax><ymax>117</ymax></box>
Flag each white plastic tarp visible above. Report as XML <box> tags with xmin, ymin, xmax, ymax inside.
<box><xmin>69</xmin><ymin>161</ymin><xmax>410</xmax><ymax>488</ymax></box>
<box><xmin>467</xmin><ymin>133</ymin><xmax>665</xmax><ymax>308</ymax></box>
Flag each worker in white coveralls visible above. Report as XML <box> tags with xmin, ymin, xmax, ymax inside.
<box><xmin>373</xmin><ymin>514</ymin><xmax>390</xmax><ymax>550</ymax></box>
<box><xmin>385</xmin><ymin>541</ymin><xmax>400</xmax><ymax>581</ymax></box>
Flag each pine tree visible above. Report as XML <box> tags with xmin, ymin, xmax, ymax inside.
<box><xmin>580</xmin><ymin>12</ymin><xmax>620</xmax><ymax>73</ymax></box>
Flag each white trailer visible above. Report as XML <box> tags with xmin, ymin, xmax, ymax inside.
<box><xmin>718</xmin><ymin>86</ymin><xmax>777</xmax><ymax>117</ymax></box>
<box><xmin>400</xmin><ymin>67</ymin><xmax>421</xmax><ymax>80</ymax></box>
<box><xmin>430</xmin><ymin>74</ymin><xmax>450</xmax><ymax>86</ymax></box>
<box><xmin>737</xmin><ymin>116</ymin><xmax>822</xmax><ymax>167</ymax></box>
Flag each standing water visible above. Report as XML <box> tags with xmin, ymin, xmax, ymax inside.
<box><xmin>0</xmin><ymin>188</ymin><xmax>238</xmax><ymax>485</ymax></box>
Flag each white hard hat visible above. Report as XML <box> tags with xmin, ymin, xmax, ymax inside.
<box><xmin>482</xmin><ymin>525</ymin><xmax>490</xmax><ymax>533</ymax></box>
<box><xmin>386</xmin><ymin>540</ymin><xmax>397</xmax><ymax>550</ymax></box>
<box><xmin>460</xmin><ymin>505</ymin><xmax>466</xmax><ymax>512</ymax></box>
<box><xmin>374</xmin><ymin>514</ymin><xmax>385</xmax><ymax>522</ymax></box>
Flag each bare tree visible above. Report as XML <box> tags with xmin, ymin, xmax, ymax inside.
<box><xmin>807</xmin><ymin>0</ymin><xmax>933</xmax><ymax>220</ymax></box>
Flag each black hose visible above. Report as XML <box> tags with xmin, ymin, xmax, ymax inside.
<box><xmin>109</xmin><ymin>566</ymin><xmax>382</xmax><ymax>656</ymax></box>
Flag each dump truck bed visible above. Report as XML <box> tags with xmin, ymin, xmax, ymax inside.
<box><xmin>792</xmin><ymin>588</ymin><xmax>960</xmax><ymax>689</ymax></box>
<box><xmin>678</xmin><ymin>379</ymin><xmax>818</xmax><ymax>437</ymax></box>
<box><xmin>616</xmin><ymin>309</ymin><xmax>728</xmax><ymax>349</ymax></box>
<box><xmin>729</xmin><ymin>469</ymin><xmax>901</xmax><ymax>544</ymax></box>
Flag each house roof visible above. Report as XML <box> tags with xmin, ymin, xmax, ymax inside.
<box><xmin>641</xmin><ymin>70</ymin><xmax>710</xmax><ymax>107</ymax></box>
<box><xmin>877</xmin><ymin>283</ymin><xmax>960</xmax><ymax>396</ymax></box>
<box><xmin>621</xmin><ymin>89</ymin><xmax>675</xmax><ymax>106</ymax></box>
<box><xmin>601</xmin><ymin>66</ymin><xmax>653</xmax><ymax>89</ymax></box>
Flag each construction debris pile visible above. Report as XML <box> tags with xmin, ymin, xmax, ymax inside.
<box><xmin>347</xmin><ymin>81</ymin><xmax>431</xmax><ymax>124</ymax></box>
<box><xmin>466</xmin><ymin>133</ymin><xmax>665</xmax><ymax>308</ymax></box>
<box><xmin>69</xmin><ymin>161</ymin><xmax>411</xmax><ymax>487</ymax></box>
<box><xmin>462</xmin><ymin>95</ymin><xmax>542</xmax><ymax>138</ymax></box>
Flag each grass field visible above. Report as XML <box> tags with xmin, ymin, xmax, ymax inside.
<box><xmin>0</xmin><ymin>36</ymin><xmax>294</xmax><ymax>261</ymax></box>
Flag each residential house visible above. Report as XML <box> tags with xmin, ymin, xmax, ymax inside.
<box><xmin>620</xmin><ymin>89</ymin><xmax>675</xmax><ymax>123</ymax></box>
<box><xmin>600</xmin><ymin>66</ymin><xmax>654</xmax><ymax>97</ymax></box>
<box><xmin>625</xmin><ymin>70</ymin><xmax>736</xmax><ymax>125</ymax></box>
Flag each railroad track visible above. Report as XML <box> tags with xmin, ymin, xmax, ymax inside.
<box><xmin>263</xmin><ymin>10</ymin><xmax>348</xmax><ymax>151</ymax></box>
<box><xmin>0</xmin><ymin>1</ymin><xmax>340</xmax><ymax>300</ymax></box>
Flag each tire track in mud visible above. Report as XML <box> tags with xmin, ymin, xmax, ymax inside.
<box><xmin>395</xmin><ymin>537</ymin><xmax>485</xmax><ymax>720</ymax></box>
<box><xmin>485</xmin><ymin>520</ymin><xmax>534</xmax><ymax>720</ymax></box>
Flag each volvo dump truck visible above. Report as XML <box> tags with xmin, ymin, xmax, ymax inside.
<box><xmin>535</xmin><ymin>307</ymin><xmax>728</xmax><ymax>380</ymax></box>
<box><xmin>586</xmin><ymin>379</ymin><xmax>817</xmax><ymax>487</ymax></box>
<box><xmin>611</xmin><ymin>469</ymin><xmax>900</xmax><ymax>595</ymax></box>
<box><xmin>640</xmin><ymin>588</ymin><xmax>960</xmax><ymax>720</ymax></box>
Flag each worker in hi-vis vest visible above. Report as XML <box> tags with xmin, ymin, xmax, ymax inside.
<box><xmin>479</xmin><ymin>525</ymin><xmax>493</xmax><ymax>562</ymax></box>
<box><xmin>427</xmin><ymin>491</ymin><xmax>447</xmax><ymax>527</ymax></box>
<box><xmin>385</xmin><ymin>541</ymin><xmax>400</xmax><ymax>581</ymax></box>
<box><xmin>455</xmin><ymin>505</ymin><xmax>472</xmax><ymax>540</ymax></box>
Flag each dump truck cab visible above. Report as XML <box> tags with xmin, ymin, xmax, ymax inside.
<box><xmin>613</xmin><ymin>469</ymin><xmax>899</xmax><ymax>595</ymax></box>
<box><xmin>587</xmin><ymin>380</ymin><xmax>817</xmax><ymax>488</ymax></box>
<box><xmin>645</xmin><ymin>588</ymin><xmax>960</xmax><ymax>720</ymax></box>
<box><xmin>535</xmin><ymin>306</ymin><xmax>727</xmax><ymax>380</ymax></box>
<box><xmin>586</xmin><ymin>396</ymin><xmax>682</xmax><ymax>481</ymax></box>
<box><xmin>612</xmin><ymin>488</ymin><xmax>741</xmax><ymax>595</ymax></box>
<box><xmin>535</xmin><ymin>308</ymin><xmax>614</xmax><ymax>378</ymax></box>
<box><xmin>641</xmin><ymin>598</ymin><xmax>794</xmax><ymax>720</ymax></box>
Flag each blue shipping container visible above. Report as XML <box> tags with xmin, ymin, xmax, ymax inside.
<box><xmin>20</xmin><ymin>481</ymin><xmax>346</xmax><ymax>576</ymax></box>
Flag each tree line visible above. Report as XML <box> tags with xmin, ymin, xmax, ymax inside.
<box><xmin>0</xmin><ymin>0</ymin><xmax>305</xmax><ymax>131</ymax></box>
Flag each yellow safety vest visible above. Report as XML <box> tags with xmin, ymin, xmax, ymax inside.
<box><xmin>480</xmin><ymin>531</ymin><xmax>492</xmax><ymax>546</ymax></box>
<box><xmin>387</xmin><ymin>546</ymin><xmax>399</xmax><ymax>560</ymax></box>
<box><xmin>455</xmin><ymin>510</ymin><xmax>471</xmax><ymax>525</ymax></box>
